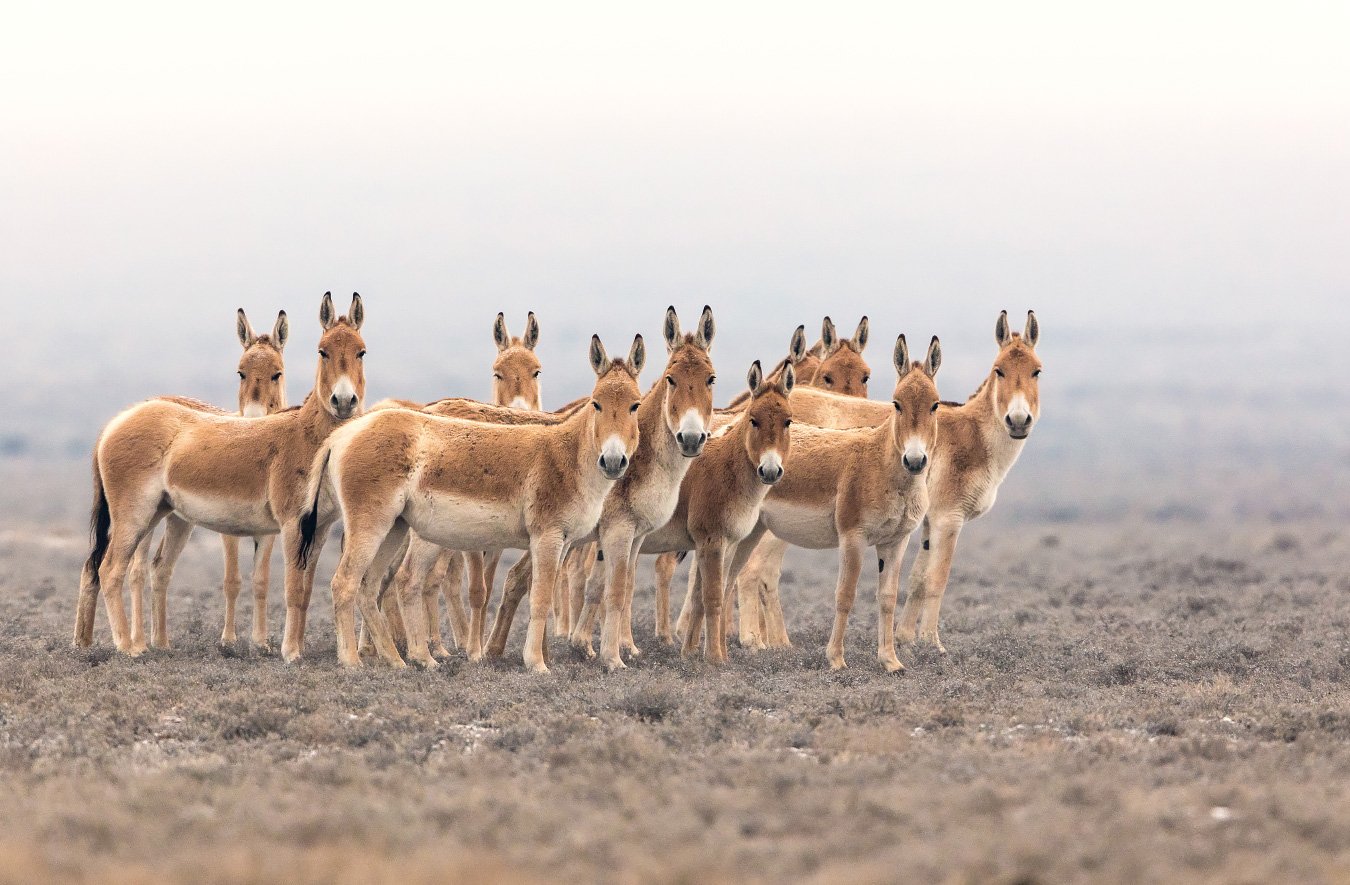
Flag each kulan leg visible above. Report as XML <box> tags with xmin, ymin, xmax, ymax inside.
<box><xmin>361</xmin><ymin>521</ymin><xmax>414</xmax><ymax>668</ymax></box>
<box><xmin>826</xmin><ymin>535</ymin><xmax>866</xmax><ymax>670</ymax></box>
<box><xmin>896</xmin><ymin>519</ymin><xmax>931</xmax><ymax>645</ymax></box>
<box><xmin>875</xmin><ymin>536</ymin><xmax>908</xmax><ymax>672</ymax></box>
<box><xmin>127</xmin><ymin>530</ymin><xmax>158</xmax><ymax>654</ymax></box>
<box><xmin>148</xmin><ymin>515</ymin><xmax>192</xmax><ymax>649</ymax></box>
<box><xmin>463</xmin><ymin>551</ymin><xmax>491</xmax><ymax>662</ymax></box>
<box><xmin>220</xmin><ymin>534</ymin><xmax>243</xmax><ymax>646</ymax></box>
<box><xmin>281</xmin><ymin>520</ymin><xmax>319</xmax><ymax>663</ymax></box>
<box><xmin>568</xmin><ymin>542</ymin><xmax>606</xmax><ymax>651</ymax></box>
<box><xmin>522</xmin><ymin>534</ymin><xmax>565</xmax><ymax>673</ymax></box>
<box><xmin>696</xmin><ymin>542</ymin><xmax>728</xmax><ymax>664</ymax></box>
<box><xmin>914</xmin><ymin>519</ymin><xmax>963</xmax><ymax>654</ymax></box>
<box><xmin>598</xmin><ymin>528</ymin><xmax>639</xmax><ymax>671</ymax></box>
<box><xmin>652</xmin><ymin>551</ymin><xmax>678</xmax><ymax>643</ymax></box>
<box><xmin>98</xmin><ymin>511</ymin><xmax>161</xmax><ymax>655</ymax></box>
<box><xmin>486</xmin><ymin>552</ymin><xmax>532</xmax><ymax>659</ymax></box>
<box><xmin>679</xmin><ymin>563</ymin><xmax>704</xmax><ymax>657</ymax></box>
<box><xmin>438</xmin><ymin>550</ymin><xmax>470</xmax><ymax>651</ymax></box>
<box><xmin>617</xmin><ymin>539</ymin><xmax>644</xmax><ymax>659</ymax></box>
<box><xmin>249</xmin><ymin>535</ymin><xmax>276</xmax><ymax>650</ymax></box>
<box><xmin>738</xmin><ymin>533</ymin><xmax>790</xmax><ymax>649</ymax></box>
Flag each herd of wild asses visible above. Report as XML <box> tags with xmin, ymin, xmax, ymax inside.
<box><xmin>74</xmin><ymin>293</ymin><xmax>1042</xmax><ymax>673</ymax></box>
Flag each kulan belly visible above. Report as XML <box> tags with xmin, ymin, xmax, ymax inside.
<box><xmin>404</xmin><ymin>491</ymin><xmax>530</xmax><ymax>551</ymax></box>
<box><xmin>168</xmin><ymin>487</ymin><xmax>277</xmax><ymax>537</ymax></box>
<box><xmin>760</xmin><ymin>500</ymin><xmax>839</xmax><ymax>550</ymax></box>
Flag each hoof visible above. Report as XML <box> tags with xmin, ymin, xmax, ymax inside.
<box><xmin>128</xmin><ymin>643</ymin><xmax>148</xmax><ymax>657</ymax></box>
<box><xmin>282</xmin><ymin>650</ymin><xmax>302</xmax><ymax>664</ymax></box>
<box><xmin>254</xmin><ymin>640</ymin><xmax>275</xmax><ymax>655</ymax></box>
<box><xmin>829</xmin><ymin>658</ymin><xmax>848</xmax><ymax>671</ymax></box>
<box><xmin>430</xmin><ymin>644</ymin><xmax>452</xmax><ymax>660</ymax></box>
<box><xmin>623</xmin><ymin>644</ymin><xmax>642</xmax><ymax>659</ymax></box>
<box><xmin>602</xmin><ymin>657</ymin><xmax>627</xmax><ymax>672</ymax></box>
<box><xmin>570</xmin><ymin>639</ymin><xmax>596</xmax><ymax>659</ymax></box>
<box><xmin>881</xmin><ymin>658</ymin><xmax>906</xmax><ymax>673</ymax></box>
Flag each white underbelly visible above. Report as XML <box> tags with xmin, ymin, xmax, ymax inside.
<box><xmin>405</xmin><ymin>491</ymin><xmax>529</xmax><ymax>551</ymax></box>
<box><xmin>760</xmin><ymin>500</ymin><xmax>838</xmax><ymax>550</ymax></box>
<box><xmin>641</xmin><ymin>520</ymin><xmax>693</xmax><ymax>554</ymax></box>
<box><xmin>169</xmin><ymin>488</ymin><xmax>277</xmax><ymax>537</ymax></box>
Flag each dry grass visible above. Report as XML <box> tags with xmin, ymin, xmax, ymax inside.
<box><xmin>2</xmin><ymin>463</ymin><xmax>1350</xmax><ymax>882</ymax></box>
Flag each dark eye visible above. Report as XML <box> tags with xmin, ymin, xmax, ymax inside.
<box><xmin>238</xmin><ymin>371</ymin><xmax>246</xmax><ymax>380</ymax></box>
<box><xmin>666</xmin><ymin>375</ymin><xmax>676</xmax><ymax>386</ymax></box>
<box><xmin>592</xmin><ymin>401</ymin><xmax>601</xmax><ymax>411</ymax></box>
<box><xmin>930</xmin><ymin>402</ymin><xmax>939</xmax><ymax>413</ymax></box>
<box><xmin>1032</xmin><ymin>369</ymin><xmax>1042</xmax><ymax>378</ymax></box>
<box><xmin>823</xmin><ymin>375</ymin><xmax>834</xmax><ymax>386</ymax></box>
<box><xmin>318</xmin><ymin>349</ymin><xmax>328</xmax><ymax>360</ymax></box>
<box><xmin>994</xmin><ymin>368</ymin><xmax>1005</xmax><ymax>378</ymax></box>
<box><xmin>272</xmin><ymin>372</ymin><xmax>282</xmax><ymax>381</ymax></box>
<box><xmin>784</xmin><ymin>419</ymin><xmax>791</xmax><ymax>428</ymax></box>
<box><xmin>629</xmin><ymin>402</ymin><xmax>640</xmax><ymax>413</ymax></box>
<box><xmin>862</xmin><ymin>374</ymin><xmax>870</xmax><ymax>384</ymax></box>
<box><xmin>533</xmin><ymin>370</ymin><xmax>541</xmax><ymax>378</ymax></box>
<box><xmin>493</xmin><ymin>373</ymin><xmax>503</xmax><ymax>381</ymax></box>
<box><xmin>357</xmin><ymin>350</ymin><xmax>366</xmax><ymax>360</ymax></box>
<box><xmin>707</xmin><ymin>375</ymin><xmax>716</xmax><ymax>386</ymax></box>
<box><xmin>893</xmin><ymin>401</ymin><xmax>902</xmax><ymax>412</ymax></box>
<box><xmin>749</xmin><ymin>418</ymin><xmax>759</xmax><ymax>428</ymax></box>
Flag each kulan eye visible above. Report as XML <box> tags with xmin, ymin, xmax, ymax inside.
<box><xmin>930</xmin><ymin>402</ymin><xmax>939</xmax><ymax>412</ymax></box>
<box><xmin>629</xmin><ymin>402</ymin><xmax>640</xmax><ymax>413</ymax></box>
<box><xmin>749</xmin><ymin>418</ymin><xmax>759</xmax><ymax>428</ymax></box>
<box><xmin>862</xmin><ymin>374</ymin><xmax>870</xmax><ymax>384</ymax></box>
<box><xmin>357</xmin><ymin>350</ymin><xmax>366</xmax><ymax>360</ymax></box>
<box><xmin>493</xmin><ymin>373</ymin><xmax>503</xmax><ymax>380</ymax></box>
<box><xmin>707</xmin><ymin>375</ymin><xmax>716</xmax><ymax>386</ymax></box>
<box><xmin>1032</xmin><ymin>369</ymin><xmax>1042</xmax><ymax>378</ymax></box>
<box><xmin>994</xmin><ymin>368</ymin><xmax>1005</xmax><ymax>378</ymax></box>
<box><xmin>784</xmin><ymin>419</ymin><xmax>791</xmax><ymax>428</ymax></box>
<box><xmin>533</xmin><ymin>370</ymin><xmax>541</xmax><ymax>378</ymax></box>
<box><xmin>666</xmin><ymin>375</ymin><xmax>676</xmax><ymax>386</ymax></box>
<box><xmin>592</xmin><ymin>401</ymin><xmax>601</xmax><ymax>411</ymax></box>
<box><xmin>318</xmin><ymin>349</ymin><xmax>328</xmax><ymax>360</ymax></box>
<box><xmin>272</xmin><ymin>372</ymin><xmax>282</xmax><ymax>381</ymax></box>
<box><xmin>823</xmin><ymin>375</ymin><xmax>834</xmax><ymax>386</ymax></box>
<box><xmin>893</xmin><ymin>401</ymin><xmax>902</xmax><ymax>412</ymax></box>
<box><xmin>238</xmin><ymin>371</ymin><xmax>245</xmax><ymax>380</ymax></box>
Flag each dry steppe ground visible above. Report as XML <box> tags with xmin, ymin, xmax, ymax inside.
<box><xmin>2</xmin><ymin>463</ymin><xmax>1349</xmax><ymax>883</ymax></box>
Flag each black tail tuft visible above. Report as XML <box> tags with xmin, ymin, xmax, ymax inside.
<box><xmin>296</xmin><ymin>451</ymin><xmax>329</xmax><ymax>570</ymax></box>
<box><xmin>84</xmin><ymin>461</ymin><xmax>111</xmax><ymax>586</ymax></box>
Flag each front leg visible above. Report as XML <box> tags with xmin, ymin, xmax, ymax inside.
<box><xmin>280</xmin><ymin>520</ymin><xmax>317</xmax><ymax>663</ymax></box>
<box><xmin>915</xmin><ymin>519</ymin><xmax>962</xmax><ymax>654</ymax></box>
<box><xmin>652</xmin><ymin>552</ymin><xmax>677</xmax><ymax>643</ymax></box>
<box><xmin>696</xmin><ymin>541</ymin><xmax>728</xmax><ymax>664</ymax></box>
<box><xmin>522</xmin><ymin>533</ymin><xmax>565</xmax><ymax>673</ymax></box>
<box><xmin>875</xmin><ymin>536</ymin><xmax>908</xmax><ymax>672</ymax></box>
<box><xmin>219</xmin><ymin>534</ymin><xmax>242</xmax><ymax>646</ymax></box>
<box><xmin>148</xmin><ymin>515</ymin><xmax>192</xmax><ymax>650</ymax></box>
<box><xmin>617</xmin><ymin>537</ymin><xmax>644</xmax><ymax>659</ymax></box>
<box><xmin>896</xmin><ymin>518</ymin><xmax>931</xmax><ymax>645</ymax></box>
<box><xmin>598</xmin><ymin>527</ymin><xmax>638</xmax><ymax>671</ymax></box>
<box><xmin>249</xmin><ymin>535</ymin><xmax>276</xmax><ymax>651</ymax></box>
<box><xmin>826</xmin><ymin>534</ymin><xmax>866</xmax><ymax>670</ymax></box>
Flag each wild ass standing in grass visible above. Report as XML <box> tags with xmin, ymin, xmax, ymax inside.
<box><xmin>299</xmin><ymin>334</ymin><xmax>645</xmax><ymax>671</ymax></box>
<box><xmin>637</xmin><ymin>360</ymin><xmax>793</xmax><ymax>662</ymax></box>
<box><xmin>121</xmin><ymin>308</ymin><xmax>290</xmax><ymax>652</ymax></box>
<box><xmin>369</xmin><ymin>312</ymin><xmax>544</xmax><ymax>658</ymax></box>
<box><xmin>734</xmin><ymin>310</ymin><xmax>1043</xmax><ymax>657</ymax></box>
<box><xmin>895</xmin><ymin>311</ymin><xmax>1041</xmax><ymax>652</ymax></box>
<box><xmin>684</xmin><ymin>335</ymin><xmax>942</xmax><ymax>670</ymax></box>
<box><xmin>74</xmin><ymin>293</ymin><xmax>368</xmax><ymax>659</ymax></box>
<box><xmin>655</xmin><ymin>317</ymin><xmax>873</xmax><ymax>645</ymax></box>
<box><xmin>481</xmin><ymin>307</ymin><xmax>717</xmax><ymax>670</ymax></box>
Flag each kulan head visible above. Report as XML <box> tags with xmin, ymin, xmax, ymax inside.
<box><xmin>891</xmin><ymin>334</ymin><xmax>942</xmax><ymax>475</ymax></box>
<box><xmin>588</xmin><ymin>333</ymin><xmax>646</xmax><ymax>480</ymax></box>
<box><xmin>492</xmin><ymin>311</ymin><xmax>543</xmax><ymax>410</ymax></box>
<box><xmin>315</xmin><ymin>292</ymin><xmax>366</xmax><ymax>420</ymax></box>
<box><xmin>992</xmin><ymin>310</ymin><xmax>1042</xmax><ymax>440</ymax></box>
<box><xmin>743</xmin><ymin>360</ymin><xmax>794</xmax><ymax>484</ymax></box>
<box><xmin>235</xmin><ymin>308</ymin><xmax>288</xmax><ymax>418</ymax></box>
<box><xmin>817</xmin><ymin>316</ymin><xmax>871</xmax><ymax>397</ymax></box>
<box><xmin>660</xmin><ymin>305</ymin><xmax>716</xmax><ymax>458</ymax></box>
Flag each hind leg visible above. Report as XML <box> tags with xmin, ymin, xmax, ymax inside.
<box><xmin>362</xmin><ymin>521</ymin><xmax>414</xmax><ymax>668</ymax></box>
<box><xmin>463</xmin><ymin>551</ymin><xmax>491</xmax><ymax>662</ymax></box>
<box><xmin>149</xmin><ymin>515</ymin><xmax>192</xmax><ymax>649</ymax></box>
<box><xmin>652</xmin><ymin>552</ymin><xmax>677</xmax><ymax>644</ymax></box>
<box><xmin>126</xmin><ymin>530</ymin><xmax>158</xmax><ymax>654</ymax></box>
<box><xmin>439</xmin><ymin>550</ymin><xmax>469</xmax><ymax>652</ymax></box>
<box><xmin>220</xmin><ymin>535</ymin><xmax>243</xmax><ymax>646</ymax></box>
<box><xmin>98</xmin><ymin>508</ymin><xmax>162</xmax><ymax>654</ymax></box>
<box><xmin>249</xmin><ymin>535</ymin><xmax>276</xmax><ymax>651</ymax></box>
<box><xmin>486</xmin><ymin>553</ymin><xmax>531</xmax><ymax>659</ymax></box>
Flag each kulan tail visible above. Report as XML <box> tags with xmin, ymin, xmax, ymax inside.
<box><xmin>83</xmin><ymin>456</ymin><xmax>111</xmax><ymax>586</ymax></box>
<box><xmin>296</xmin><ymin>444</ymin><xmax>332</xmax><ymax>570</ymax></box>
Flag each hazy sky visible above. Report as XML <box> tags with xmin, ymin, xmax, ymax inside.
<box><xmin>2</xmin><ymin>2</ymin><xmax>1347</xmax><ymax>441</ymax></box>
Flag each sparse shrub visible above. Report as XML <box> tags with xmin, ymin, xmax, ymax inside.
<box><xmin>612</xmin><ymin>686</ymin><xmax>679</xmax><ymax>723</ymax></box>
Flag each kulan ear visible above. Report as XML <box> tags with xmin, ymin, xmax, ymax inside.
<box><xmin>348</xmin><ymin>293</ymin><xmax>364</xmax><ymax>330</ymax></box>
<box><xmin>523</xmin><ymin>311</ymin><xmax>540</xmax><ymax>350</ymax></box>
<box><xmin>789</xmin><ymin>324</ymin><xmax>807</xmax><ymax>363</ymax></box>
<box><xmin>995</xmin><ymin>310</ymin><xmax>1012</xmax><ymax>348</ymax></box>
<box><xmin>925</xmin><ymin>336</ymin><xmax>942</xmax><ymax>378</ymax></box>
<box><xmin>237</xmin><ymin>309</ymin><xmax>256</xmax><ymax>349</ymax></box>
<box><xmin>1024</xmin><ymin>310</ymin><xmax>1039</xmax><ymax>348</ymax></box>
<box><xmin>893</xmin><ymin>334</ymin><xmax>910</xmax><ymax>377</ymax></box>
<box><xmin>493</xmin><ymin>313</ymin><xmax>510</xmax><ymax>351</ymax></box>
<box><xmin>852</xmin><ymin>316</ymin><xmax>869</xmax><ymax>351</ymax></box>
<box><xmin>629</xmin><ymin>334</ymin><xmax>646</xmax><ymax>374</ymax></box>
<box><xmin>822</xmin><ymin>317</ymin><xmax>839</xmax><ymax>354</ymax></box>
<box><xmin>319</xmin><ymin>292</ymin><xmax>336</xmax><ymax>330</ymax></box>
<box><xmin>589</xmin><ymin>335</ymin><xmax>609</xmax><ymax>376</ymax></box>
<box><xmin>664</xmin><ymin>306</ymin><xmax>681</xmax><ymax>352</ymax></box>
<box><xmin>272</xmin><ymin>311</ymin><xmax>289</xmax><ymax>351</ymax></box>
<box><xmin>695</xmin><ymin>304</ymin><xmax>715</xmax><ymax>351</ymax></box>
<box><xmin>782</xmin><ymin>361</ymin><xmax>795</xmax><ymax>393</ymax></box>
<box><xmin>746</xmin><ymin>360</ymin><xmax>763</xmax><ymax>395</ymax></box>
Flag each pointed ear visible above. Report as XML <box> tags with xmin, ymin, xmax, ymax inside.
<box><xmin>629</xmin><ymin>334</ymin><xmax>646</xmax><ymax>374</ymax></box>
<box><xmin>893</xmin><ymin>334</ymin><xmax>910</xmax><ymax>377</ymax></box>
<box><xmin>1023</xmin><ymin>310</ymin><xmax>1039</xmax><ymax>348</ymax></box>
<box><xmin>523</xmin><ymin>311</ymin><xmax>540</xmax><ymax>350</ymax></box>
<box><xmin>319</xmin><ymin>292</ymin><xmax>335</xmax><ymax>330</ymax></box>
<box><xmin>695</xmin><ymin>304</ymin><xmax>715</xmax><ymax>351</ymax></box>
<box><xmin>493</xmin><ymin>312</ymin><xmax>510</xmax><ymax>351</ymax></box>
<box><xmin>589</xmin><ymin>335</ymin><xmax>609</xmax><ymax>376</ymax></box>
<box><xmin>663</xmin><ymin>306</ymin><xmax>681</xmax><ymax>352</ymax></box>
<box><xmin>348</xmin><ymin>293</ymin><xmax>364</xmax><ymax>330</ymax></box>
<box><xmin>789</xmin><ymin>324</ymin><xmax>807</xmax><ymax>363</ymax></box>
<box><xmin>995</xmin><ymin>310</ymin><xmax>1012</xmax><ymax>348</ymax></box>
<box><xmin>782</xmin><ymin>362</ymin><xmax>796</xmax><ymax>393</ymax></box>
<box><xmin>272</xmin><ymin>311</ymin><xmax>289</xmax><ymax>351</ymax></box>
<box><xmin>822</xmin><ymin>317</ymin><xmax>839</xmax><ymax>354</ymax></box>
<box><xmin>237</xmin><ymin>309</ymin><xmax>256</xmax><ymax>348</ymax></box>
<box><xmin>925</xmin><ymin>336</ymin><xmax>942</xmax><ymax>378</ymax></box>
<box><xmin>852</xmin><ymin>316</ymin><xmax>869</xmax><ymax>351</ymax></box>
<box><xmin>747</xmin><ymin>360</ymin><xmax>763</xmax><ymax>395</ymax></box>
